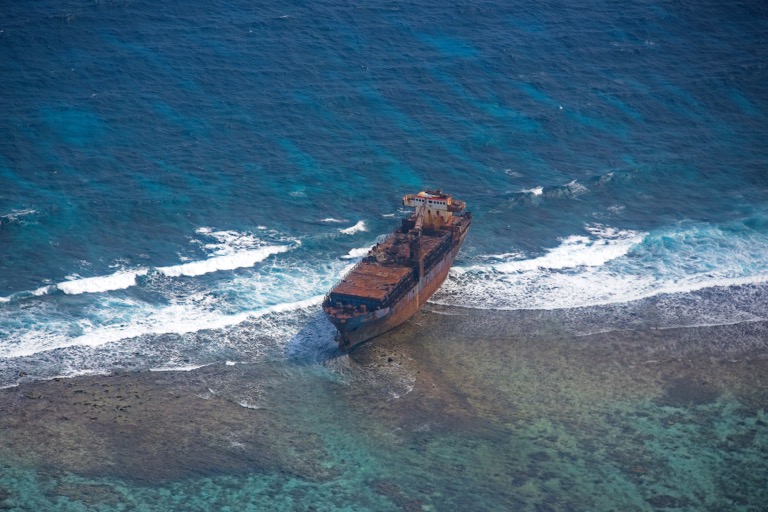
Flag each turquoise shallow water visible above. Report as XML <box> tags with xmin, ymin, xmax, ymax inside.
<box><xmin>1</xmin><ymin>0</ymin><xmax>767</xmax><ymax>509</ymax></box>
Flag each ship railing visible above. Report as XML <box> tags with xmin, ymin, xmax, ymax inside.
<box><xmin>380</xmin><ymin>236</ymin><xmax>451</xmax><ymax>307</ymax></box>
<box><xmin>382</xmin><ymin>273</ymin><xmax>418</xmax><ymax>308</ymax></box>
<box><xmin>325</xmin><ymin>292</ymin><xmax>380</xmax><ymax>310</ymax></box>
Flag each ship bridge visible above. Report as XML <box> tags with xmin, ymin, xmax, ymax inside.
<box><xmin>402</xmin><ymin>190</ymin><xmax>465</xmax><ymax>231</ymax></box>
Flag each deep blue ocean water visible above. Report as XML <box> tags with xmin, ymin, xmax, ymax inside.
<box><xmin>1</xmin><ymin>0</ymin><xmax>767</xmax><ymax>509</ymax></box>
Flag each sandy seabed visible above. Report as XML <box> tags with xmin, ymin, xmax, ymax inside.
<box><xmin>1</xmin><ymin>306</ymin><xmax>767</xmax><ymax>511</ymax></box>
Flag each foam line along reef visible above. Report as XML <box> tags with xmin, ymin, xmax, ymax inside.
<box><xmin>434</xmin><ymin>220</ymin><xmax>768</xmax><ymax>311</ymax></box>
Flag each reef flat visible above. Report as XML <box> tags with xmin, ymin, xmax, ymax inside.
<box><xmin>1</xmin><ymin>306</ymin><xmax>766</xmax><ymax>511</ymax></box>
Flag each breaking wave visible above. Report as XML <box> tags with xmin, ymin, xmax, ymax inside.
<box><xmin>519</xmin><ymin>186</ymin><xmax>544</xmax><ymax>196</ymax></box>
<box><xmin>339</xmin><ymin>220</ymin><xmax>367</xmax><ymax>235</ymax></box>
<box><xmin>157</xmin><ymin>245</ymin><xmax>292</xmax><ymax>277</ymax></box>
<box><xmin>57</xmin><ymin>269</ymin><xmax>150</xmax><ymax>295</ymax></box>
<box><xmin>0</xmin><ymin>208</ymin><xmax>38</xmax><ymax>224</ymax></box>
<box><xmin>0</xmin><ymin>224</ymin><xmax>342</xmax><ymax>385</ymax></box>
<box><xmin>0</xmin><ymin>227</ymin><xmax>298</xmax><ymax>301</ymax></box>
<box><xmin>341</xmin><ymin>246</ymin><xmax>371</xmax><ymax>259</ymax></box>
<box><xmin>434</xmin><ymin>221</ymin><xmax>768</xmax><ymax>313</ymax></box>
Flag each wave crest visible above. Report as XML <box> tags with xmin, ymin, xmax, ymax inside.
<box><xmin>436</xmin><ymin>221</ymin><xmax>768</xmax><ymax>311</ymax></box>
<box><xmin>157</xmin><ymin>245</ymin><xmax>291</xmax><ymax>277</ymax></box>
<box><xmin>340</xmin><ymin>220</ymin><xmax>367</xmax><ymax>235</ymax></box>
<box><xmin>58</xmin><ymin>269</ymin><xmax>149</xmax><ymax>295</ymax></box>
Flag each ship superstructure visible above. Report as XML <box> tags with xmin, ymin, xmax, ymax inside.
<box><xmin>323</xmin><ymin>190</ymin><xmax>471</xmax><ymax>351</ymax></box>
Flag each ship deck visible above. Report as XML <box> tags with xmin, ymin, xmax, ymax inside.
<box><xmin>330</xmin><ymin>232</ymin><xmax>447</xmax><ymax>302</ymax></box>
<box><xmin>331</xmin><ymin>263</ymin><xmax>413</xmax><ymax>301</ymax></box>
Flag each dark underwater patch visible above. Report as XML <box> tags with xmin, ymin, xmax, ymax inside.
<box><xmin>656</xmin><ymin>376</ymin><xmax>720</xmax><ymax>407</ymax></box>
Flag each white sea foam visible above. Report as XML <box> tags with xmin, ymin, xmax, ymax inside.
<box><xmin>197</xmin><ymin>228</ymin><xmax>264</xmax><ymax>251</ymax></box>
<box><xmin>0</xmin><ymin>226</ymin><xmax>342</xmax><ymax>387</ymax></box>
<box><xmin>149</xmin><ymin>363</ymin><xmax>212</xmax><ymax>372</ymax></box>
<box><xmin>520</xmin><ymin>186</ymin><xmax>544</xmax><ymax>196</ymax></box>
<box><xmin>489</xmin><ymin>226</ymin><xmax>642</xmax><ymax>273</ymax></box>
<box><xmin>33</xmin><ymin>285</ymin><xmax>55</xmax><ymax>296</ymax></box>
<box><xmin>1</xmin><ymin>208</ymin><xmax>37</xmax><ymax>222</ymax></box>
<box><xmin>0</xmin><ymin>224</ymin><xmax>323</xmax><ymax>363</ymax></box>
<box><xmin>40</xmin><ymin>369</ymin><xmax>112</xmax><ymax>383</ymax></box>
<box><xmin>0</xmin><ymin>292</ymin><xmax>326</xmax><ymax>360</ymax></box>
<box><xmin>260</xmin><ymin>295</ymin><xmax>324</xmax><ymax>315</ymax></box>
<box><xmin>565</xmin><ymin>179</ymin><xmax>588</xmax><ymax>196</ymax></box>
<box><xmin>479</xmin><ymin>252</ymin><xmax>525</xmax><ymax>260</ymax></box>
<box><xmin>57</xmin><ymin>269</ymin><xmax>149</xmax><ymax>294</ymax></box>
<box><xmin>157</xmin><ymin>227</ymin><xmax>298</xmax><ymax>277</ymax></box>
<box><xmin>5</xmin><ymin>252</ymin><xmax>286</xmax><ymax>299</ymax></box>
<box><xmin>339</xmin><ymin>220</ymin><xmax>367</xmax><ymax>235</ymax></box>
<box><xmin>341</xmin><ymin>247</ymin><xmax>371</xmax><ymax>259</ymax></box>
<box><xmin>320</xmin><ymin>217</ymin><xmax>347</xmax><ymax>223</ymax></box>
<box><xmin>157</xmin><ymin>245</ymin><xmax>291</xmax><ymax>277</ymax></box>
<box><xmin>2</xmin><ymin>228</ymin><xmax>296</xmax><ymax>299</ymax></box>
<box><xmin>434</xmin><ymin>222</ymin><xmax>768</xmax><ymax>312</ymax></box>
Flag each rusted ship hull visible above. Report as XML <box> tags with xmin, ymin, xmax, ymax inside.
<box><xmin>328</xmin><ymin>234</ymin><xmax>466</xmax><ymax>350</ymax></box>
<box><xmin>323</xmin><ymin>191</ymin><xmax>471</xmax><ymax>352</ymax></box>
